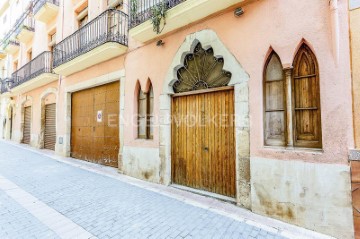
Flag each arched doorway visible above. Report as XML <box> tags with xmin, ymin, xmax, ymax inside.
<box><xmin>9</xmin><ymin>106</ymin><xmax>13</xmax><ymax>140</ymax></box>
<box><xmin>4</xmin><ymin>103</ymin><xmax>14</xmax><ymax>140</ymax></box>
<box><xmin>158</xmin><ymin>30</ymin><xmax>251</xmax><ymax>207</ymax></box>
<box><xmin>171</xmin><ymin>42</ymin><xmax>236</xmax><ymax>197</ymax></box>
<box><xmin>40</xmin><ymin>89</ymin><xmax>57</xmax><ymax>151</ymax></box>
<box><xmin>20</xmin><ymin>96</ymin><xmax>33</xmax><ymax>145</ymax></box>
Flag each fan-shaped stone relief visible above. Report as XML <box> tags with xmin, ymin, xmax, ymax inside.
<box><xmin>173</xmin><ymin>42</ymin><xmax>232</xmax><ymax>93</ymax></box>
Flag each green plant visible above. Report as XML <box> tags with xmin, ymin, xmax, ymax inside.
<box><xmin>130</xmin><ymin>0</ymin><xmax>138</xmax><ymax>16</ymax></box>
<box><xmin>150</xmin><ymin>1</ymin><xmax>167</xmax><ymax>34</ymax></box>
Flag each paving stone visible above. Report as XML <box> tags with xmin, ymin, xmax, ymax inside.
<box><xmin>0</xmin><ymin>142</ymin><xmax>285</xmax><ymax>239</ymax></box>
<box><xmin>0</xmin><ymin>190</ymin><xmax>59</xmax><ymax>239</ymax></box>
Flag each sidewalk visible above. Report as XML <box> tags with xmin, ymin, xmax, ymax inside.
<box><xmin>0</xmin><ymin>139</ymin><xmax>334</xmax><ymax>239</ymax></box>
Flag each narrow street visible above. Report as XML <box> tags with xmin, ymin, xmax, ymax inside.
<box><xmin>0</xmin><ymin>141</ymin><xmax>328</xmax><ymax>239</ymax></box>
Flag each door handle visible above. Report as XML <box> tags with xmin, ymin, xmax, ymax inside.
<box><xmin>204</xmin><ymin>147</ymin><xmax>209</xmax><ymax>151</ymax></box>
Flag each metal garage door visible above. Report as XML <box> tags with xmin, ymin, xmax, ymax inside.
<box><xmin>71</xmin><ymin>81</ymin><xmax>120</xmax><ymax>167</ymax></box>
<box><xmin>23</xmin><ymin>106</ymin><xmax>31</xmax><ymax>144</ymax></box>
<box><xmin>44</xmin><ymin>103</ymin><xmax>56</xmax><ymax>150</ymax></box>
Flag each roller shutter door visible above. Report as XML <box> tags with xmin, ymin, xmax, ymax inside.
<box><xmin>44</xmin><ymin>103</ymin><xmax>56</xmax><ymax>150</ymax></box>
<box><xmin>23</xmin><ymin>106</ymin><xmax>31</xmax><ymax>144</ymax></box>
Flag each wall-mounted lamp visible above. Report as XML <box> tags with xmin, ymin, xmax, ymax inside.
<box><xmin>156</xmin><ymin>40</ymin><xmax>165</xmax><ymax>47</ymax></box>
<box><xmin>234</xmin><ymin>7</ymin><xmax>244</xmax><ymax>17</ymax></box>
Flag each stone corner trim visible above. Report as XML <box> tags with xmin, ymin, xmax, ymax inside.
<box><xmin>349</xmin><ymin>149</ymin><xmax>360</xmax><ymax>161</ymax></box>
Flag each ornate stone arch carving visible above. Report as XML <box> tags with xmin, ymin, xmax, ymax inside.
<box><xmin>173</xmin><ymin>42</ymin><xmax>232</xmax><ymax>93</ymax></box>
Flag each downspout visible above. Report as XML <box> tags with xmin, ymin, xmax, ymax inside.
<box><xmin>330</xmin><ymin>0</ymin><xmax>340</xmax><ymax>66</ymax></box>
<box><xmin>59</xmin><ymin>0</ymin><xmax>65</xmax><ymax>87</ymax></box>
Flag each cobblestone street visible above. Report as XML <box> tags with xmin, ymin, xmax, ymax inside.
<box><xmin>0</xmin><ymin>141</ymin><xmax>329</xmax><ymax>239</ymax></box>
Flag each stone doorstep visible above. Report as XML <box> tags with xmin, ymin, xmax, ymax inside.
<box><xmin>0</xmin><ymin>139</ymin><xmax>334</xmax><ymax>239</ymax></box>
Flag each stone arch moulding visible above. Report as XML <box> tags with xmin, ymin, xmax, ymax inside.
<box><xmin>19</xmin><ymin>95</ymin><xmax>33</xmax><ymax>145</ymax></box>
<box><xmin>39</xmin><ymin>87</ymin><xmax>58</xmax><ymax>150</ymax></box>
<box><xmin>3</xmin><ymin>100</ymin><xmax>16</xmax><ymax>140</ymax></box>
<box><xmin>158</xmin><ymin>29</ymin><xmax>251</xmax><ymax>209</ymax></box>
<box><xmin>292</xmin><ymin>38</ymin><xmax>317</xmax><ymax>64</ymax></box>
<box><xmin>144</xmin><ymin>78</ymin><xmax>153</xmax><ymax>93</ymax></box>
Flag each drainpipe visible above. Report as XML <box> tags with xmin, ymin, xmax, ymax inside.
<box><xmin>330</xmin><ymin>0</ymin><xmax>340</xmax><ymax>66</ymax></box>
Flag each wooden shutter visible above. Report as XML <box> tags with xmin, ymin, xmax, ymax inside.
<box><xmin>23</xmin><ymin>106</ymin><xmax>31</xmax><ymax>144</ymax></box>
<box><xmin>293</xmin><ymin>44</ymin><xmax>322</xmax><ymax>148</ymax></box>
<box><xmin>138</xmin><ymin>89</ymin><xmax>147</xmax><ymax>139</ymax></box>
<box><xmin>147</xmin><ymin>85</ymin><xmax>154</xmax><ymax>139</ymax></box>
<box><xmin>44</xmin><ymin>103</ymin><xmax>56</xmax><ymax>150</ymax></box>
<box><xmin>264</xmin><ymin>52</ymin><xmax>286</xmax><ymax>146</ymax></box>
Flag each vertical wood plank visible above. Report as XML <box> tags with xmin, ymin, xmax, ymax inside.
<box><xmin>171</xmin><ymin>89</ymin><xmax>236</xmax><ymax>197</ymax></box>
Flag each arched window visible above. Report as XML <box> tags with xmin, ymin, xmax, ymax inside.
<box><xmin>138</xmin><ymin>83</ymin><xmax>154</xmax><ymax>139</ymax></box>
<box><xmin>293</xmin><ymin>43</ymin><xmax>322</xmax><ymax>148</ymax></box>
<box><xmin>264</xmin><ymin>51</ymin><xmax>285</xmax><ymax>146</ymax></box>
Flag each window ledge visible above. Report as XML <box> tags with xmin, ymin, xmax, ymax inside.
<box><xmin>263</xmin><ymin>146</ymin><xmax>324</xmax><ymax>154</ymax></box>
<box><xmin>134</xmin><ymin>138</ymin><xmax>154</xmax><ymax>142</ymax></box>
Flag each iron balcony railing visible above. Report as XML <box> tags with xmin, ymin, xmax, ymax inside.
<box><xmin>2</xmin><ymin>39</ymin><xmax>20</xmax><ymax>50</ymax></box>
<box><xmin>0</xmin><ymin>79</ymin><xmax>10</xmax><ymax>94</ymax></box>
<box><xmin>53</xmin><ymin>9</ymin><xmax>128</xmax><ymax>68</ymax></box>
<box><xmin>1</xmin><ymin>2</ymin><xmax>34</xmax><ymax>47</ymax></box>
<box><xmin>14</xmin><ymin>14</ymin><xmax>35</xmax><ymax>36</ymax></box>
<box><xmin>33</xmin><ymin>0</ymin><xmax>60</xmax><ymax>15</ymax></box>
<box><xmin>11</xmin><ymin>51</ymin><xmax>53</xmax><ymax>89</ymax></box>
<box><xmin>129</xmin><ymin>0</ymin><xmax>185</xmax><ymax>28</ymax></box>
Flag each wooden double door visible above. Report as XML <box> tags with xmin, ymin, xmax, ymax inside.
<box><xmin>171</xmin><ymin>88</ymin><xmax>236</xmax><ymax>197</ymax></box>
<box><xmin>71</xmin><ymin>81</ymin><xmax>120</xmax><ymax>167</ymax></box>
<box><xmin>352</xmin><ymin>161</ymin><xmax>360</xmax><ymax>238</ymax></box>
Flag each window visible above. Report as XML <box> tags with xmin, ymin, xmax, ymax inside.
<box><xmin>108</xmin><ymin>0</ymin><xmax>122</xmax><ymax>9</ymax></box>
<box><xmin>13</xmin><ymin>61</ymin><xmax>18</xmax><ymax>71</ymax></box>
<box><xmin>27</xmin><ymin>50</ymin><xmax>32</xmax><ymax>61</ymax></box>
<box><xmin>79</xmin><ymin>14</ymin><xmax>88</xmax><ymax>28</ymax></box>
<box><xmin>115</xmin><ymin>3</ymin><xmax>122</xmax><ymax>10</ymax></box>
<box><xmin>263</xmin><ymin>43</ymin><xmax>322</xmax><ymax>149</ymax></box>
<box><xmin>293</xmin><ymin>43</ymin><xmax>322</xmax><ymax>148</ymax></box>
<box><xmin>49</xmin><ymin>32</ymin><xmax>56</xmax><ymax>51</ymax></box>
<box><xmin>77</xmin><ymin>7</ymin><xmax>88</xmax><ymax>28</ymax></box>
<box><xmin>50</xmin><ymin>32</ymin><xmax>56</xmax><ymax>42</ymax></box>
<box><xmin>138</xmin><ymin>83</ymin><xmax>154</xmax><ymax>139</ymax></box>
<box><xmin>77</xmin><ymin>7</ymin><xmax>88</xmax><ymax>46</ymax></box>
<box><xmin>264</xmin><ymin>52</ymin><xmax>285</xmax><ymax>146</ymax></box>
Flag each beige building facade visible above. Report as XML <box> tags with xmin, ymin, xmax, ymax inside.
<box><xmin>0</xmin><ymin>0</ymin><xmax>357</xmax><ymax>238</ymax></box>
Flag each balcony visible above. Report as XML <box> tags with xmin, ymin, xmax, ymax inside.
<box><xmin>10</xmin><ymin>51</ymin><xmax>58</xmax><ymax>93</ymax></box>
<box><xmin>0</xmin><ymin>50</ymin><xmax>6</xmax><ymax>60</ymax></box>
<box><xmin>53</xmin><ymin>9</ymin><xmax>128</xmax><ymax>76</ymax></box>
<box><xmin>129</xmin><ymin>0</ymin><xmax>252</xmax><ymax>42</ymax></box>
<box><xmin>3</xmin><ymin>39</ymin><xmax>20</xmax><ymax>54</ymax></box>
<box><xmin>0</xmin><ymin>79</ymin><xmax>10</xmax><ymax>94</ymax></box>
<box><xmin>34</xmin><ymin>0</ymin><xmax>60</xmax><ymax>23</ymax></box>
<box><xmin>15</xmin><ymin>15</ymin><xmax>35</xmax><ymax>43</ymax></box>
